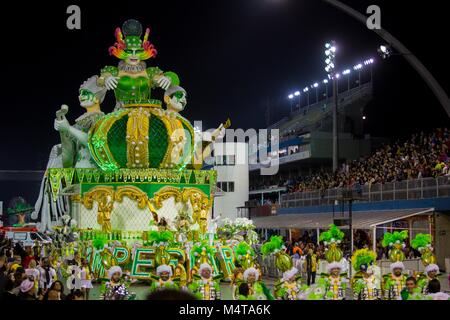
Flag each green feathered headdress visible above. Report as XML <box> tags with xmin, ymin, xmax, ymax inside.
<box><xmin>234</xmin><ymin>242</ymin><xmax>255</xmax><ymax>258</ymax></box>
<box><xmin>382</xmin><ymin>230</ymin><xmax>408</xmax><ymax>247</ymax></box>
<box><xmin>192</xmin><ymin>241</ymin><xmax>216</xmax><ymax>257</ymax></box>
<box><xmin>410</xmin><ymin>233</ymin><xmax>432</xmax><ymax>250</ymax></box>
<box><xmin>92</xmin><ymin>233</ymin><xmax>108</xmax><ymax>250</ymax></box>
<box><xmin>147</xmin><ymin>230</ymin><xmax>174</xmax><ymax>245</ymax></box>
<box><xmin>351</xmin><ymin>248</ymin><xmax>376</xmax><ymax>271</ymax></box>
<box><xmin>319</xmin><ymin>224</ymin><xmax>345</xmax><ymax>243</ymax></box>
<box><xmin>260</xmin><ymin>236</ymin><xmax>284</xmax><ymax>258</ymax></box>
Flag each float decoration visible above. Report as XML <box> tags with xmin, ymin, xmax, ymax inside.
<box><xmin>234</xmin><ymin>242</ymin><xmax>256</xmax><ymax>270</ymax></box>
<box><xmin>381</xmin><ymin>230</ymin><xmax>408</xmax><ymax>262</ymax></box>
<box><xmin>6</xmin><ymin>197</ymin><xmax>34</xmax><ymax>226</ymax></box>
<box><xmin>319</xmin><ymin>224</ymin><xmax>344</xmax><ymax>264</ymax></box>
<box><xmin>410</xmin><ymin>233</ymin><xmax>437</xmax><ymax>267</ymax></box>
<box><xmin>30</xmin><ymin>18</ymin><xmax>239</xmax><ymax>286</ymax></box>
<box><xmin>261</xmin><ymin>236</ymin><xmax>292</xmax><ymax>273</ymax></box>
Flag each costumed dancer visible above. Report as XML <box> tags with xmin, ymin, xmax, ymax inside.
<box><xmin>381</xmin><ymin>231</ymin><xmax>409</xmax><ymax>300</ymax></box>
<box><xmin>79</xmin><ymin>258</ymin><xmax>94</xmax><ymax>300</ymax></box>
<box><xmin>232</xmin><ymin>268</ymin><xmax>245</xmax><ymax>300</ymax></box>
<box><xmin>274</xmin><ymin>267</ymin><xmax>302</xmax><ymax>300</ymax></box>
<box><xmin>242</xmin><ymin>267</ymin><xmax>274</xmax><ymax>300</ymax></box>
<box><xmin>188</xmin><ymin>263</ymin><xmax>221</xmax><ymax>300</ymax></box>
<box><xmin>232</xmin><ymin>242</ymin><xmax>258</xmax><ymax>299</ymax></box>
<box><xmin>320</xmin><ymin>262</ymin><xmax>347</xmax><ymax>300</ymax></box>
<box><xmin>150</xmin><ymin>264</ymin><xmax>179</xmax><ymax>293</ymax></box>
<box><xmin>261</xmin><ymin>236</ymin><xmax>294</xmax><ymax>300</ymax></box>
<box><xmin>317</xmin><ymin>224</ymin><xmax>348</xmax><ymax>300</ymax></box>
<box><xmin>100</xmin><ymin>266</ymin><xmax>130</xmax><ymax>300</ymax></box>
<box><xmin>65</xmin><ymin>264</ymin><xmax>81</xmax><ymax>293</ymax></box>
<box><xmin>351</xmin><ymin>249</ymin><xmax>382</xmax><ymax>300</ymax></box>
<box><xmin>410</xmin><ymin>233</ymin><xmax>440</xmax><ymax>294</ymax></box>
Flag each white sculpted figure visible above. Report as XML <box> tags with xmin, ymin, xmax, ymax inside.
<box><xmin>54</xmin><ymin>76</ymin><xmax>106</xmax><ymax>168</ymax></box>
<box><xmin>33</xmin><ymin>76</ymin><xmax>106</xmax><ymax>231</ymax></box>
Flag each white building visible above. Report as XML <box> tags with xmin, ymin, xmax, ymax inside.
<box><xmin>212</xmin><ymin>142</ymin><xmax>249</xmax><ymax>220</ymax></box>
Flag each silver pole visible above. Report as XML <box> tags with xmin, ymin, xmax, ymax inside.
<box><xmin>332</xmin><ymin>77</ymin><xmax>339</xmax><ymax>171</ymax></box>
<box><xmin>322</xmin><ymin>0</ymin><xmax>450</xmax><ymax>118</ymax></box>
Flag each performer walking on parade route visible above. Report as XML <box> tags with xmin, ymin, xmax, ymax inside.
<box><xmin>274</xmin><ymin>267</ymin><xmax>302</xmax><ymax>300</ymax></box>
<box><xmin>381</xmin><ymin>231</ymin><xmax>409</xmax><ymax>300</ymax></box>
<box><xmin>100</xmin><ymin>266</ymin><xmax>131</xmax><ymax>300</ymax></box>
<box><xmin>317</xmin><ymin>224</ymin><xmax>348</xmax><ymax>300</ymax></box>
<box><xmin>188</xmin><ymin>263</ymin><xmax>221</xmax><ymax>300</ymax></box>
<box><xmin>351</xmin><ymin>249</ymin><xmax>382</xmax><ymax>300</ymax></box>
<box><xmin>410</xmin><ymin>233</ymin><xmax>441</xmax><ymax>294</ymax></box>
<box><xmin>149</xmin><ymin>264</ymin><xmax>179</xmax><ymax>293</ymax></box>
<box><xmin>79</xmin><ymin>258</ymin><xmax>93</xmax><ymax>300</ymax></box>
<box><xmin>242</xmin><ymin>267</ymin><xmax>274</xmax><ymax>300</ymax></box>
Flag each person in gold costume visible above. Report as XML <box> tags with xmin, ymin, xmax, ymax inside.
<box><xmin>97</xmin><ymin>195</ymin><xmax>114</xmax><ymax>233</ymax></box>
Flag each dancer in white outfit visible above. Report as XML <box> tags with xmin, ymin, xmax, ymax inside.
<box><xmin>80</xmin><ymin>258</ymin><xmax>94</xmax><ymax>300</ymax></box>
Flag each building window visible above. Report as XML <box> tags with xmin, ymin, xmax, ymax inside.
<box><xmin>214</xmin><ymin>154</ymin><xmax>236</xmax><ymax>166</ymax></box>
<box><xmin>217</xmin><ymin>181</ymin><xmax>234</xmax><ymax>192</ymax></box>
<box><xmin>221</xmin><ymin>182</ymin><xmax>228</xmax><ymax>192</ymax></box>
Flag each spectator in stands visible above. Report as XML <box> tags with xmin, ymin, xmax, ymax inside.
<box><xmin>283</xmin><ymin>128</ymin><xmax>450</xmax><ymax>196</ymax></box>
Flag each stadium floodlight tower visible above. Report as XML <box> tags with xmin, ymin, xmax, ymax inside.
<box><xmin>353</xmin><ymin>63</ymin><xmax>363</xmax><ymax>87</ymax></box>
<box><xmin>303</xmin><ymin>87</ymin><xmax>310</xmax><ymax>106</ymax></box>
<box><xmin>288</xmin><ymin>93</ymin><xmax>294</xmax><ymax>112</ymax></box>
<box><xmin>294</xmin><ymin>91</ymin><xmax>301</xmax><ymax>110</ymax></box>
<box><xmin>312</xmin><ymin>82</ymin><xmax>319</xmax><ymax>103</ymax></box>
<box><xmin>325</xmin><ymin>40</ymin><xmax>339</xmax><ymax>172</ymax></box>
<box><xmin>323</xmin><ymin>79</ymin><xmax>329</xmax><ymax>98</ymax></box>
<box><xmin>342</xmin><ymin>69</ymin><xmax>351</xmax><ymax>91</ymax></box>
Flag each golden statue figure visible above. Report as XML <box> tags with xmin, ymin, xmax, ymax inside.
<box><xmin>198</xmin><ymin>199</ymin><xmax>210</xmax><ymax>235</ymax></box>
<box><xmin>97</xmin><ymin>195</ymin><xmax>114</xmax><ymax>233</ymax></box>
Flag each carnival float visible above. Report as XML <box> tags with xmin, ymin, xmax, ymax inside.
<box><xmin>27</xmin><ymin>19</ymin><xmax>250</xmax><ymax>285</ymax></box>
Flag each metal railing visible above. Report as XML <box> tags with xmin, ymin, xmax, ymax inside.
<box><xmin>281</xmin><ymin>176</ymin><xmax>450</xmax><ymax>208</ymax></box>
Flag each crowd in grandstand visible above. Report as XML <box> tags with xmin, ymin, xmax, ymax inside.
<box><xmin>255</xmin><ymin>128</ymin><xmax>450</xmax><ymax>194</ymax></box>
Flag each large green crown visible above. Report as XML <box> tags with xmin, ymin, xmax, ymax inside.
<box><xmin>88</xmin><ymin>108</ymin><xmax>195</xmax><ymax>171</ymax></box>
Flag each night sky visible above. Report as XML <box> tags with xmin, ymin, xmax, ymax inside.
<box><xmin>1</xmin><ymin>0</ymin><xmax>449</xmax><ymax>172</ymax></box>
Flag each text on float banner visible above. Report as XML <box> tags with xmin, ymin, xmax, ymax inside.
<box><xmin>88</xmin><ymin>245</ymin><xmax>237</xmax><ymax>279</ymax></box>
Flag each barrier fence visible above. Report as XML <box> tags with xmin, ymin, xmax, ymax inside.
<box><xmin>281</xmin><ymin>176</ymin><xmax>450</xmax><ymax>208</ymax></box>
